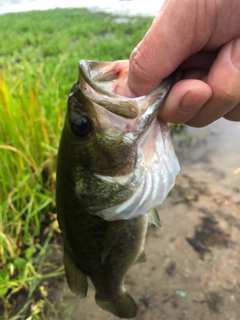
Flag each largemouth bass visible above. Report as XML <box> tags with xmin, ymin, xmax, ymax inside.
<box><xmin>56</xmin><ymin>60</ymin><xmax>179</xmax><ymax>318</ymax></box>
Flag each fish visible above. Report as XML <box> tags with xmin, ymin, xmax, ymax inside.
<box><xmin>56</xmin><ymin>60</ymin><xmax>179</xmax><ymax>318</ymax></box>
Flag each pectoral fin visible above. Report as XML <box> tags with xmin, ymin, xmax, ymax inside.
<box><xmin>63</xmin><ymin>247</ymin><xmax>88</xmax><ymax>298</ymax></box>
<box><xmin>148</xmin><ymin>208</ymin><xmax>162</xmax><ymax>228</ymax></box>
<box><xmin>102</xmin><ymin>220</ymin><xmax>127</xmax><ymax>264</ymax></box>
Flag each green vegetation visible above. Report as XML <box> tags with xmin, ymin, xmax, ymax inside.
<box><xmin>0</xmin><ymin>8</ymin><xmax>152</xmax><ymax>319</ymax></box>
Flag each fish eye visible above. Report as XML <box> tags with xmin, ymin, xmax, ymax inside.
<box><xmin>70</xmin><ymin>114</ymin><xmax>92</xmax><ymax>137</ymax></box>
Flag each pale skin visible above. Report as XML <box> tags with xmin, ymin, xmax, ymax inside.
<box><xmin>127</xmin><ymin>0</ymin><xmax>240</xmax><ymax>127</ymax></box>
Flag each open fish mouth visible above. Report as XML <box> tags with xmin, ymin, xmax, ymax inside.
<box><xmin>75</xmin><ymin>60</ymin><xmax>180</xmax><ymax>221</ymax></box>
<box><xmin>79</xmin><ymin>59</ymin><xmax>176</xmax><ymax>125</ymax></box>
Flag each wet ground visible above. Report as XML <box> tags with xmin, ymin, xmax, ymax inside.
<box><xmin>57</xmin><ymin>118</ymin><xmax>240</xmax><ymax>320</ymax></box>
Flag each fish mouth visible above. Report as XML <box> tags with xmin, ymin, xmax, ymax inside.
<box><xmin>78</xmin><ymin>60</ymin><xmax>177</xmax><ymax>134</ymax></box>
<box><xmin>79</xmin><ymin>60</ymin><xmax>139</xmax><ymax>119</ymax></box>
<box><xmin>75</xmin><ymin>60</ymin><xmax>179</xmax><ymax>221</ymax></box>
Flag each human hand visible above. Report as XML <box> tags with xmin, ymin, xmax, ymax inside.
<box><xmin>127</xmin><ymin>0</ymin><xmax>240</xmax><ymax>127</ymax></box>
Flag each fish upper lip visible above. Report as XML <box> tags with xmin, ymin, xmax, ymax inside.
<box><xmin>79</xmin><ymin>60</ymin><xmax>130</xmax><ymax>99</ymax></box>
<box><xmin>79</xmin><ymin>60</ymin><xmax>139</xmax><ymax>119</ymax></box>
<box><xmin>78</xmin><ymin>59</ymin><xmax>177</xmax><ymax>125</ymax></box>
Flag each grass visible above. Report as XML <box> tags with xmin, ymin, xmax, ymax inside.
<box><xmin>0</xmin><ymin>8</ymin><xmax>152</xmax><ymax>319</ymax></box>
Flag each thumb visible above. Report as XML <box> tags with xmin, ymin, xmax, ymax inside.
<box><xmin>127</xmin><ymin>0</ymin><xmax>215</xmax><ymax>96</ymax></box>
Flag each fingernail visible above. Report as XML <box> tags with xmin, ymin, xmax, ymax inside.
<box><xmin>180</xmin><ymin>91</ymin><xmax>203</xmax><ymax>112</ymax></box>
<box><xmin>231</xmin><ymin>37</ymin><xmax>240</xmax><ymax>69</ymax></box>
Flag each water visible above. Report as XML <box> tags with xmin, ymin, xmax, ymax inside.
<box><xmin>0</xmin><ymin>0</ymin><xmax>163</xmax><ymax>16</ymax></box>
<box><xmin>175</xmin><ymin>118</ymin><xmax>240</xmax><ymax>192</ymax></box>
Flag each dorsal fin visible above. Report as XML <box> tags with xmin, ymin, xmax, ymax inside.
<box><xmin>102</xmin><ymin>220</ymin><xmax>127</xmax><ymax>264</ymax></box>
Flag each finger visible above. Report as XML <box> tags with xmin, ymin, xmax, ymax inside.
<box><xmin>180</xmin><ymin>50</ymin><xmax>218</xmax><ymax>70</ymax></box>
<box><xmin>127</xmin><ymin>0</ymin><xmax>216</xmax><ymax>96</ymax></box>
<box><xmin>157</xmin><ymin>79</ymin><xmax>212</xmax><ymax>123</ymax></box>
<box><xmin>186</xmin><ymin>37</ymin><xmax>240</xmax><ymax>127</ymax></box>
<box><xmin>182</xmin><ymin>69</ymin><xmax>208</xmax><ymax>81</ymax></box>
<box><xmin>224</xmin><ymin>103</ymin><xmax>240</xmax><ymax>121</ymax></box>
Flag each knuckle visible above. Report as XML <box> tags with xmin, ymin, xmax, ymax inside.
<box><xmin>214</xmin><ymin>86</ymin><xmax>239</xmax><ymax>105</ymax></box>
<box><xmin>129</xmin><ymin>45</ymin><xmax>153</xmax><ymax>82</ymax></box>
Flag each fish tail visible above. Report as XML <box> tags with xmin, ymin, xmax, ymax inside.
<box><xmin>95</xmin><ymin>289</ymin><xmax>137</xmax><ymax>319</ymax></box>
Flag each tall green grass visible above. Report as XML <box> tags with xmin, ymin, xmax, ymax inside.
<box><xmin>0</xmin><ymin>58</ymin><xmax>64</xmax><ymax>320</ymax></box>
<box><xmin>0</xmin><ymin>8</ymin><xmax>152</xmax><ymax>319</ymax></box>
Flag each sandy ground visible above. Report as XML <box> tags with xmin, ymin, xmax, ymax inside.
<box><xmin>57</xmin><ymin>119</ymin><xmax>240</xmax><ymax>320</ymax></box>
